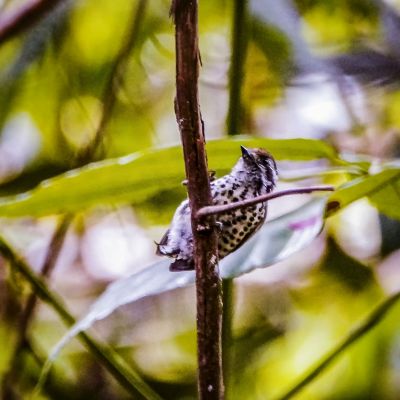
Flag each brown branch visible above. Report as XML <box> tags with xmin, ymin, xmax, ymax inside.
<box><xmin>172</xmin><ymin>1</ymin><xmax>223</xmax><ymax>399</ymax></box>
<box><xmin>0</xmin><ymin>0</ymin><xmax>64</xmax><ymax>44</ymax></box>
<box><xmin>197</xmin><ymin>185</ymin><xmax>334</xmax><ymax>218</ymax></box>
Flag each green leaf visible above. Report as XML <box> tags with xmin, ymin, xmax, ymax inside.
<box><xmin>45</xmin><ymin>198</ymin><xmax>327</xmax><ymax>364</ymax></box>
<box><xmin>328</xmin><ymin>168</ymin><xmax>400</xmax><ymax>219</ymax></box>
<box><xmin>0</xmin><ymin>138</ymin><xmax>337</xmax><ymax>217</ymax></box>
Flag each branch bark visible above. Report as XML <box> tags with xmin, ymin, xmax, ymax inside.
<box><xmin>197</xmin><ymin>186</ymin><xmax>334</xmax><ymax>218</ymax></box>
<box><xmin>0</xmin><ymin>0</ymin><xmax>64</xmax><ymax>44</ymax></box>
<box><xmin>172</xmin><ymin>1</ymin><xmax>223</xmax><ymax>398</ymax></box>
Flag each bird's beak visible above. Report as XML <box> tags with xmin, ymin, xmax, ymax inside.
<box><xmin>240</xmin><ymin>145</ymin><xmax>251</xmax><ymax>158</ymax></box>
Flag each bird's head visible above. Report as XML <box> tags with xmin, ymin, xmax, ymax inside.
<box><xmin>233</xmin><ymin>146</ymin><xmax>278</xmax><ymax>192</ymax></box>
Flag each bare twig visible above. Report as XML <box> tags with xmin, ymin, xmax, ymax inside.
<box><xmin>197</xmin><ymin>186</ymin><xmax>334</xmax><ymax>218</ymax></box>
<box><xmin>0</xmin><ymin>0</ymin><xmax>64</xmax><ymax>44</ymax></box>
<box><xmin>172</xmin><ymin>0</ymin><xmax>223</xmax><ymax>398</ymax></box>
<box><xmin>276</xmin><ymin>291</ymin><xmax>400</xmax><ymax>400</ymax></box>
<box><xmin>0</xmin><ymin>236</ymin><xmax>162</xmax><ymax>400</ymax></box>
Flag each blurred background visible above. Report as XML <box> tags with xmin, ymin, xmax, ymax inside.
<box><xmin>1</xmin><ymin>0</ymin><xmax>400</xmax><ymax>399</ymax></box>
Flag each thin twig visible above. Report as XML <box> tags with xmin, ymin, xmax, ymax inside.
<box><xmin>0</xmin><ymin>236</ymin><xmax>163</xmax><ymax>400</ymax></box>
<box><xmin>172</xmin><ymin>0</ymin><xmax>223</xmax><ymax>398</ymax></box>
<box><xmin>275</xmin><ymin>291</ymin><xmax>400</xmax><ymax>400</ymax></box>
<box><xmin>0</xmin><ymin>0</ymin><xmax>64</xmax><ymax>44</ymax></box>
<box><xmin>197</xmin><ymin>186</ymin><xmax>334</xmax><ymax>218</ymax></box>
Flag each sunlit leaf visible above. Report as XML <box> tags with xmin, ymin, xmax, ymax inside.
<box><xmin>46</xmin><ymin>198</ymin><xmax>327</xmax><ymax>364</ymax></box>
<box><xmin>328</xmin><ymin>168</ymin><xmax>400</xmax><ymax>219</ymax></box>
<box><xmin>0</xmin><ymin>138</ymin><xmax>337</xmax><ymax>217</ymax></box>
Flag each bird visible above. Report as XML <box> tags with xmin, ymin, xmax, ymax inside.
<box><xmin>156</xmin><ymin>146</ymin><xmax>278</xmax><ymax>271</ymax></box>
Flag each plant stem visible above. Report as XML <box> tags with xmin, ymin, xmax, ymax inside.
<box><xmin>224</xmin><ymin>2</ymin><xmax>249</xmax><ymax>396</ymax></box>
<box><xmin>0</xmin><ymin>236</ymin><xmax>163</xmax><ymax>400</ymax></box>
<box><xmin>275</xmin><ymin>291</ymin><xmax>400</xmax><ymax>400</ymax></box>
<box><xmin>197</xmin><ymin>186</ymin><xmax>334</xmax><ymax>218</ymax></box>
<box><xmin>172</xmin><ymin>0</ymin><xmax>224</xmax><ymax>398</ymax></box>
<box><xmin>222</xmin><ymin>279</ymin><xmax>234</xmax><ymax>398</ymax></box>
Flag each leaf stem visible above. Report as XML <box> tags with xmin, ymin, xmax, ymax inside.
<box><xmin>275</xmin><ymin>291</ymin><xmax>400</xmax><ymax>400</ymax></box>
<box><xmin>197</xmin><ymin>186</ymin><xmax>334</xmax><ymax>218</ymax></box>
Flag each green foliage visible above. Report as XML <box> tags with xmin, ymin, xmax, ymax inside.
<box><xmin>1</xmin><ymin>0</ymin><xmax>400</xmax><ymax>399</ymax></box>
<box><xmin>0</xmin><ymin>138</ymin><xmax>337</xmax><ymax>217</ymax></box>
<box><xmin>329</xmin><ymin>168</ymin><xmax>400</xmax><ymax>220</ymax></box>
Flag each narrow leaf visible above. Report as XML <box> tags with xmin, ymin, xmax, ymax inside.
<box><xmin>328</xmin><ymin>168</ymin><xmax>400</xmax><ymax>219</ymax></box>
<box><xmin>0</xmin><ymin>138</ymin><xmax>337</xmax><ymax>217</ymax></box>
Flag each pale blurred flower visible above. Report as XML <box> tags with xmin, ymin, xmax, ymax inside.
<box><xmin>81</xmin><ymin>209</ymin><xmax>156</xmax><ymax>280</ymax></box>
<box><xmin>331</xmin><ymin>199</ymin><xmax>381</xmax><ymax>261</ymax></box>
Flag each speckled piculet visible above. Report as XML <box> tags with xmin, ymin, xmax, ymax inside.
<box><xmin>156</xmin><ymin>146</ymin><xmax>278</xmax><ymax>271</ymax></box>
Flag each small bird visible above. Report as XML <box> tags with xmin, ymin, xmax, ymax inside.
<box><xmin>156</xmin><ymin>146</ymin><xmax>278</xmax><ymax>271</ymax></box>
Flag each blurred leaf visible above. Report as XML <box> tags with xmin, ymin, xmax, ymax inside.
<box><xmin>46</xmin><ymin>197</ymin><xmax>327</xmax><ymax>364</ymax></box>
<box><xmin>332</xmin><ymin>50</ymin><xmax>400</xmax><ymax>86</ymax></box>
<box><xmin>381</xmin><ymin>1</ymin><xmax>400</xmax><ymax>62</ymax></box>
<box><xmin>250</xmin><ymin>0</ymin><xmax>326</xmax><ymax>76</ymax></box>
<box><xmin>0</xmin><ymin>138</ymin><xmax>337</xmax><ymax>217</ymax></box>
<box><xmin>328</xmin><ymin>168</ymin><xmax>400</xmax><ymax>220</ymax></box>
<box><xmin>1</xmin><ymin>2</ymin><xmax>71</xmax><ymax>84</ymax></box>
<box><xmin>379</xmin><ymin>214</ymin><xmax>400</xmax><ymax>257</ymax></box>
<box><xmin>322</xmin><ymin>238</ymin><xmax>375</xmax><ymax>291</ymax></box>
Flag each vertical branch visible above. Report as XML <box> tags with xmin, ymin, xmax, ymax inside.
<box><xmin>172</xmin><ymin>1</ymin><xmax>223</xmax><ymax>399</ymax></box>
